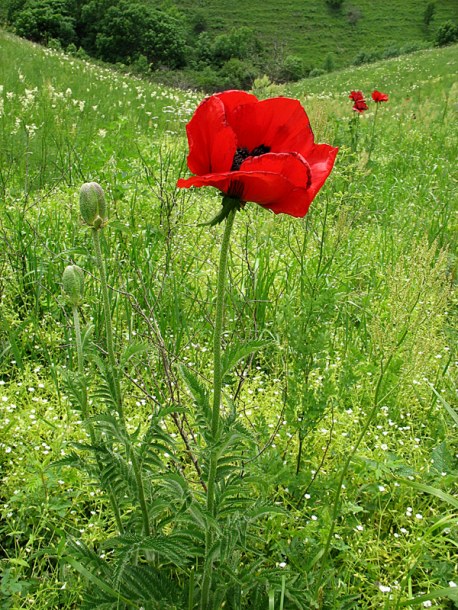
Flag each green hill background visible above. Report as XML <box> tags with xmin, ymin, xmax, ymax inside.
<box><xmin>174</xmin><ymin>0</ymin><xmax>458</xmax><ymax>69</ymax></box>
<box><xmin>1</xmin><ymin>0</ymin><xmax>457</xmax><ymax>88</ymax></box>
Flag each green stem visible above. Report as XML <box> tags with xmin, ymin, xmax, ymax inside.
<box><xmin>367</xmin><ymin>103</ymin><xmax>379</xmax><ymax>163</ymax></box>
<box><xmin>91</xmin><ymin>228</ymin><xmax>123</xmax><ymax>417</ymax></box>
<box><xmin>72</xmin><ymin>305</ymin><xmax>85</xmax><ymax>381</ymax></box>
<box><xmin>72</xmin><ymin>303</ymin><xmax>124</xmax><ymax>534</ymax></box>
<box><xmin>91</xmin><ymin>228</ymin><xmax>149</xmax><ymax>536</ymax></box>
<box><xmin>210</xmin><ymin>207</ymin><xmax>237</xmax><ymax>441</ymax></box>
<box><xmin>201</xmin><ymin>205</ymin><xmax>237</xmax><ymax>610</ymax></box>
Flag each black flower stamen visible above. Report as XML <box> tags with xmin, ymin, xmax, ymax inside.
<box><xmin>231</xmin><ymin>144</ymin><xmax>270</xmax><ymax>171</ymax></box>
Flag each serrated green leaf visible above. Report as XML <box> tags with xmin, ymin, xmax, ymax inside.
<box><xmin>222</xmin><ymin>339</ymin><xmax>272</xmax><ymax>378</ymax></box>
<box><xmin>178</xmin><ymin>364</ymin><xmax>210</xmax><ymax>428</ymax></box>
<box><xmin>65</xmin><ymin>556</ymin><xmax>139</xmax><ymax>608</ymax></box>
<box><xmin>120</xmin><ymin>341</ymin><xmax>150</xmax><ymax>369</ymax></box>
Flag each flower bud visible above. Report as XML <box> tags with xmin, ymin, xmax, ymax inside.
<box><xmin>79</xmin><ymin>182</ymin><xmax>107</xmax><ymax>228</ymax></box>
<box><xmin>62</xmin><ymin>265</ymin><xmax>84</xmax><ymax>306</ymax></box>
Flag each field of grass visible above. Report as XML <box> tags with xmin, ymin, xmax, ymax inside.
<box><xmin>0</xmin><ymin>30</ymin><xmax>457</xmax><ymax>609</ymax></box>
<box><xmin>175</xmin><ymin>0</ymin><xmax>458</xmax><ymax>70</ymax></box>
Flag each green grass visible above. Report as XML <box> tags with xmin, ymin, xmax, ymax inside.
<box><xmin>0</xmin><ymin>30</ymin><xmax>457</xmax><ymax>609</ymax></box>
<box><xmin>175</xmin><ymin>0</ymin><xmax>458</xmax><ymax>70</ymax></box>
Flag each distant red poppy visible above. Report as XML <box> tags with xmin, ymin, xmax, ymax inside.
<box><xmin>349</xmin><ymin>90</ymin><xmax>365</xmax><ymax>102</ymax></box>
<box><xmin>176</xmin><ymin>90</ymin><xmax>338</xmax><ymax>218</ymax></box>
<box><xmin>352</xmin><ymin>99</ymin><xmax>369</xmax><ymax>113</ymax></box>
<box><xmin>371</xmin><ymin>90</ymin><xmax>389</xmax><ymax>103</ymax></box>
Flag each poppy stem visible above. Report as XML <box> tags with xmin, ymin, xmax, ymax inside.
<box><xmin>367</xmin><ymin>103</ymin><xmax>379</xmax><ymax>163</ymax></box>
<box><xmin>201</xmin><ymin>204</ymin><xmax>237</xmax><ymax>609</ymax></box>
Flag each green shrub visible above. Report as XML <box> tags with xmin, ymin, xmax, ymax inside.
<box><xmin>381</xmin><ymin>45</ymin><xmax>401</xmax><ymax>59</ymax></box>
<box><xmin>326</xmin><ymin>0</ymin><xmax>344</xmax><ymax>9</ymax></box>
<box><xmin>434</xmin><ymin>20</ymin><xmax>458</xmax><ymax>46</ymax></box>
<box><xmin>95</xmin><ymin>1</ymin><xmax>186</xmax><ymax>69</ymax></box>
<box><xmin>353</xmin><ymin>50</ymin><xmax>377</xmax><ymax>65</ymax></box>
<box><xmin>347</xmin><ymin>6</ymin><xmax>362</xmax><ymax>25</ymax></box>
<box><xmin>423</xmin><ymin>2</ymin><xmax>436</xmax><ymax>27</ymax></box>
<box><xmin>189</xmin><ymin>9</ymin><xmax>207</xmax><ymax>35</ymax></box>
<box><xmin>323</xmin><ymin>52</ymin><xmax>335</xmax><ymax>72</ymax></box>
<box><xmin>281</xmin><ymin>54</ymin><xmax>306</xmax><ymax>81</ymax></box>
<box><xmin>192</xmin><ymin>66</ymin><xmax>225</xmax><ymax>92</ymax></box>
<box><xmin>212</xmin><ymin>26</ymin><xmax>262</xmax><ymax>65</ymax></box>
<box><xmin>309</xmin><ymin>67</ymin><xmax>325</xmax><ymax>77</ymax></box>
<box><xmin>221</xmin><ymin>57</ymin><xmax>256</xmax><ymax>89</ymax></box>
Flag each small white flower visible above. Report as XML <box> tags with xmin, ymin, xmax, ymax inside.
<box><xmin>378</xmin><ymin>584</ymin><xmax>391</xmax><ymax>593</ymax></box>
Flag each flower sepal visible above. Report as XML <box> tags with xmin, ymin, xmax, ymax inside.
<box><xmin>199</xmin><ymin>195</ymin><xmax>244</xmax><ymax>227</ymax></box>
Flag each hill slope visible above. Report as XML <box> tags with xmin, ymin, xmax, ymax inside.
<box><xmin>176</xmin><ymin>0</ymin><xmax>458</xmax><ymax>70</ymax></box>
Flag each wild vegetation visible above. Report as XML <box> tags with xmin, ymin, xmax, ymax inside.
<box><xmin>0</xmin><ymin>29</ymin><xmax>457</xmax><ymax>609</ymax></box>
<box><xmin>1</xmin><ymin>0</ymin><xmax>458</xmax><ymax>90</ymax></box>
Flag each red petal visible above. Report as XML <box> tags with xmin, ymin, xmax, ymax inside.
<box><xmin>230</xmin><ymin>97</ymin><xmax>315</xmax><ymax>158</ymax></box>
<box><xmin>239</xmin><ymin>152</ymin><xmax>311</xmax><ymax>189</ymax></box>
<box><xmin>215</xmin><ymin>90</ymin><xmax>258</xmax><ymax>120</ymax></box>
<box><xmin>185</xmin><ymin>95</ymin><xmax>237</xmax><ymax>175</ymax></box>
<box><xmin>304</xmin><ymin>143</ymin><xmax>339</xmax><ymax>202</ymax></box>
<box><xmin>177</xmin><ymin>153</ymin><xmax>314</xmax><ymax>217</ymax></box>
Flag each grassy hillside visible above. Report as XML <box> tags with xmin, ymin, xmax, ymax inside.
<box><xmin>0</xmin><ymin>31</ymin><xmax>457</xmax><ymax>608</ymax></box>
<box><xmin>176</xmin><ymin>0</ymin><xmax>458</xmax><ymax>70</ymax></box>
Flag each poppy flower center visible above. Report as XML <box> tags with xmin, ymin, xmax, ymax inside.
<box><xmin>231</xmin><ymin>144</ymin><xmax>270</xmax><ymax>171</ymax></box>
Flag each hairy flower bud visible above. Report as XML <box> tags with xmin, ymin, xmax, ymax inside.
<box><xmin>79</xmin><ymin>182</ymin><xmax>107</xmax><ymax>228</ymax></box>
<box><xmin>62</xmin><ymin>265</ymin><xmax>84</xmax><ymax>306</ymax></box>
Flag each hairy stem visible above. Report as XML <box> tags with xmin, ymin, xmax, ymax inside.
<box><xmin>201</xmin><ymin>205</ymin><xmax>237</xmax><ymax>609</ymax></box>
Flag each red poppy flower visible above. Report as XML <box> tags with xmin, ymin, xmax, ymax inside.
<box><xmin>176</xmin><ymin>90</ymin><xmax>338</xmax><ymax>218</ymax></box>
<box><xmin>371</xmin><ymin>90</ymin><xmax>389</xmax><ymax>103</ymax></box>
<box><xmin>352</xmin><ymin>99</ymin><xmax>369</xmax><ymax>113</ymax></box>
<box><xmin>349</xmin><ymin>90</ymin><xmax>365</xmax><ymax>102</ymax></box>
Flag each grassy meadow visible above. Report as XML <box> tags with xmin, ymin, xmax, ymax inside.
<box><xmin>0</xmin><ymin>30</ymin><xmax>457</xmax><ymax>609</ymax></box>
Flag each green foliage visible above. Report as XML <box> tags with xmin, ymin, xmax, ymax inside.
<box><xmin>95</xmin><ymin>1</ymin><xmax>186</xmax><ymax>68</ymax></box>
<box><xmin>323</xmin><ymin>52</ymin><xmax>335</xmax><ymax>72</ymax></box>
<box><xmin>220</xmin><ymin>58</ymin><xmax>256</xmax><ymax>90</ymax></box>
<box><xmin>175</xmin><ymin>0</ymin><xmax>458</xmax><ymax>75</ymax></box>
<box><xmin>434</xmin><ymin>20</ymin><xmax>458</xmax><ymax>45</ymax></box>
<box><xmin>423</xmin><ymin>1</ymin><xmax>436</xmax><ymax>26</ymax></box>
<box><xmin>4</xmin><ymin>0</ymin><xmax>458</xmax><ymax>88</ymax></box>
<box><xmin>280</xmin><ymin>55</ymin><xmax>307</xmax><ymax>82</ymax></box>
<box><xmin>213</xmin><ymin>26</ymin><xmax>262</xmax><ymax>64</ymax></box>
<box><xmin>13</xmin><ymin>0</ymin><xmax>76</xmax><ymax>45</ymax></box>
<box><xmin>326</xmin><ymin>0</ymin><xmax>344</xmax><ymax>9</ymax></box>
<box><xmin>347</xmin><ymin>4</ymin><xmax>362</xmax><ymax>25</ymax></box>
